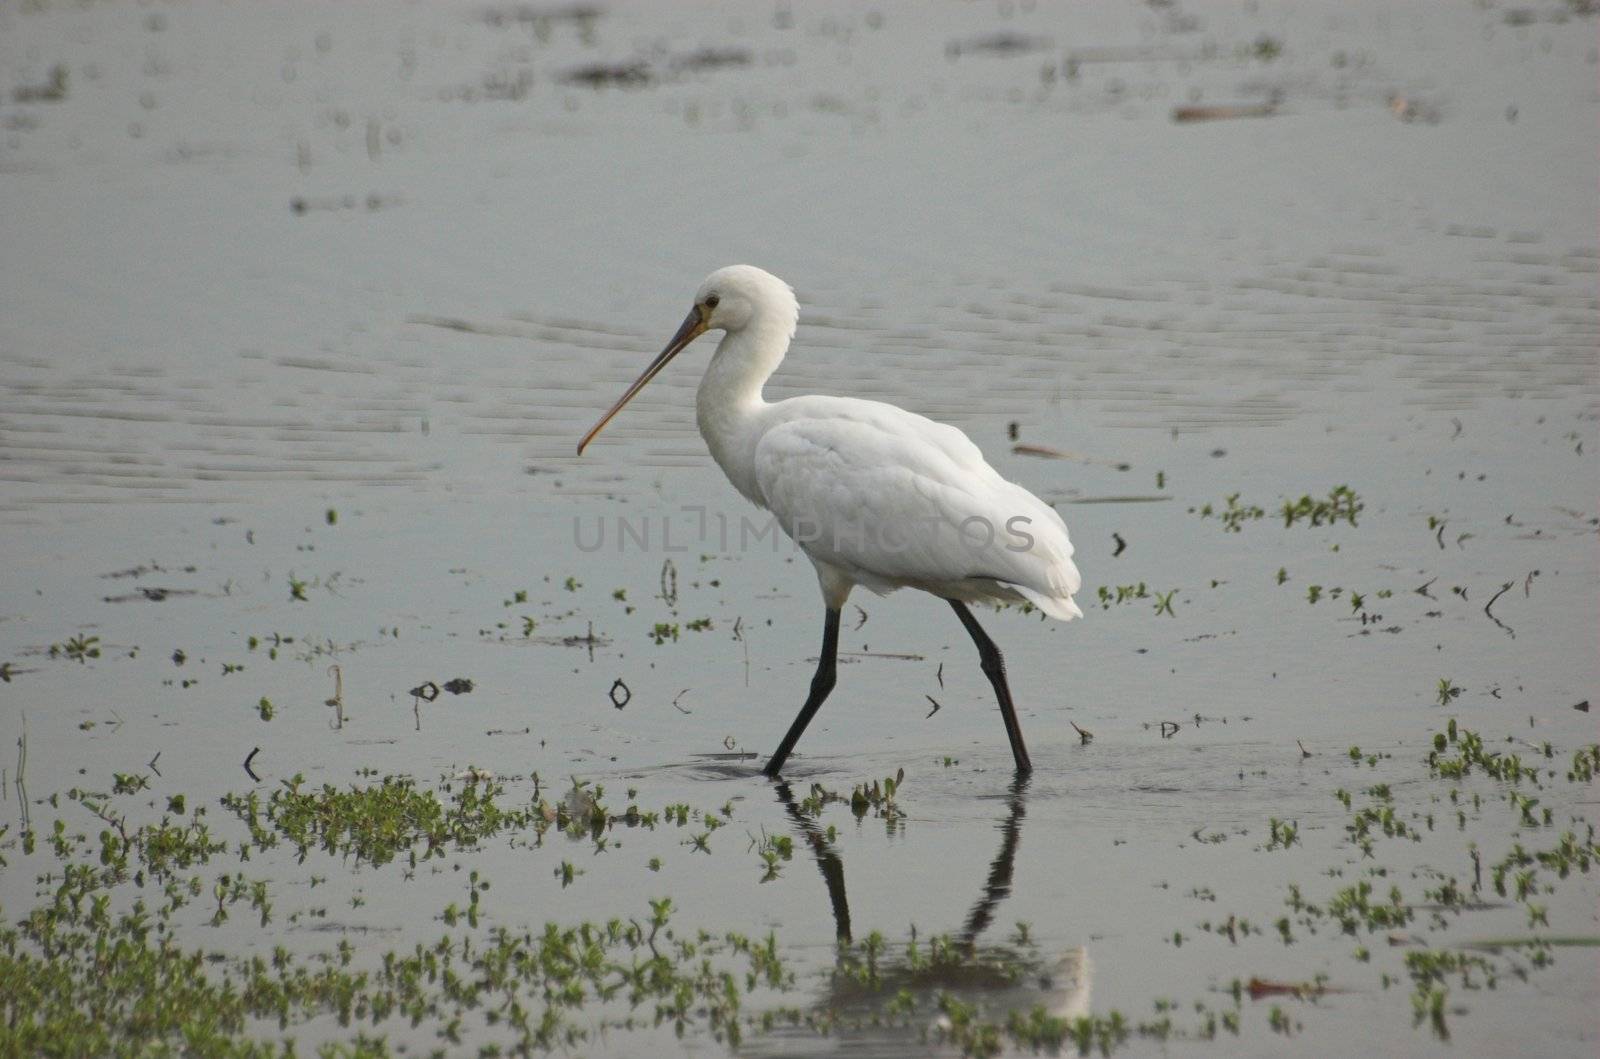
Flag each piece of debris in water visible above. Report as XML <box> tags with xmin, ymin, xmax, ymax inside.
<box><xmin>1172</xmin><ymin>101</ymin><xmax>1278</xmax><ymax>123</ymax></box>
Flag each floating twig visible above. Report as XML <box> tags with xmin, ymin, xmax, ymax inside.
<box><xmin>1111</xmin><ymin>532</ymin><xmax>1127</xmax><ymax>557</ymax></box>
<box><xmin>1071</xmin><ymin>721</ymin><xmax>1093</xmax><ymax>745</ymax></box>
<box><xmin>1246</xmin><ymin>977</ymin><xmax>1336</xmax><ymax>1000</ymax></box>
<box><xmin>14</xmin><ymin>718</ymin><xmax>29</xmax><ymax>828</ymax></box>
<box><xmin>936</xmin><ymin>662</ymin><xmax>944</xmax><ymax>688</ymax></box>
<box><xmin>1483</xmin><ymin>581</ymin><xmax>1515</xmax><ymax>637</ymax></box>
<box><xmin>1297</xmin><ymin>740</ymin><xmax>1313</xmax><ymax>759</ymax></box>
<box><xmin>925</xmin><ymin>695</ymin><xmax>942</xmax><ymax>719</ymax></box>
<box><xmin>659</xmin><ymin>559</ymin><xmax>678</xmax><ymax>607</ymax></box>
<box><xmin>326</xmin><ymin>664</ymin><xmax>345</xmax><ymax>729</ymax></box>
<box><xmin>609</xmin><ymin>679</ymin><xmax>632</xmax><ymax>709</ymax></box>
<box><xmin>853</xmin><ymin>605</ymin><xmax>868</xmax><ymax>631</ymax></box>
<box><xmin>243</xmin><ymin>746</ymin><xmax>261</xmax><ymax>781</ymax></box>
<box><xmin>672</xmin><ymin>689</ymin><xmax>692</xmax><ymax>714</ymax></box>
<box><xmin>1012</xmin><ymin>443</ymin><xmax>1130</xmax><ymax>470</ymax></box>
<box><xmin>1172</xmin><ymin>101</ymin><xmax>1278</xmax><ymax>123</ymax></box>
<box><xmin>148</xmin><ymin>750</ymin><xmax>162</xmax><ymax>776</ymax></box>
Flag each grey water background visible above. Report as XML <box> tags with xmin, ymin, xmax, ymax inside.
<box><xmin>1</xmin><ymin>0</ymin><xmax>1596</xmax><ymax>1055</ymax></box>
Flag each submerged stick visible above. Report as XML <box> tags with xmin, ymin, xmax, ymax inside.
<box><xmin>1483</xmin><ymin>581</ymin><xmax>1515</xmax><ymax>637</ymax></box>
<box><xmin>1012</xmin><ymin>443</ymin><xmax>1130</xmax><ymax>471</ymax></box>
<box><xmin>326</xmin><ymin>664</ymin><xmax>345</xmax><ymax>729</ymax></box>
<box><xmin>1172</xmin><ymin>102</ymin><xmax>1278</xmax><ymax>123</ymax></box>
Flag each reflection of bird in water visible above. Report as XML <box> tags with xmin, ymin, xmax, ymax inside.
<box><xmin>1043</xmin><ymin>947</ymin><xmax>1093</xmax><ymax>1023</ymax></box>
<box><xmin>759</xmin><ymin>775</ymin><xmax>1091</xmax><ymax>1052</ymax></box>
<box><xmin>774</xmin><ymin>776</ymin><xmax>1039</xmax><ymax>948</ymax></box>
<box><xmin>578</xmin><ymin>266</ymin><xmax>1082</xmax><ymax>776</ymax></box>
<box><xmin>957</xmin><ymin>776</ymin><xmax>1029</xmax><ymax>945</ymax></box>
<box><xmin>774</xmin><ymin>781</ymin><xmax>851</xmax><ymax>943</ymax></box>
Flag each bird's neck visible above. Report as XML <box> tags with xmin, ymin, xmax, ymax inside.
<box><xmin>695</xmin><ymin>320</ymin><xmax>788</xmax><ymax>504</ymax></box>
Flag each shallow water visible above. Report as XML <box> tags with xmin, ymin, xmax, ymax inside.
<box><xmin>1</xmin><ymin>0</ymin><xmax>1597</xmax><ymax>1055</ymax></box>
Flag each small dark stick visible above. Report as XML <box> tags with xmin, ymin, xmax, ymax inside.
<box><xmin>326</xmin><ymin>664</ymin><xmax>344</xmax><ymax>729</ymax></box>
<box><xmin>925</xmin><ymin>695</ymin><xmax>941</xmax><ymax>719</ymax></box>
<box><xmin>935</xmin><ymin>662</ymin><xmax>944</xmax><ymax>688</ymax></box>
<box><xmin>1070</xmin><ymin>721</ymin><xmax>1093</xmax><ymax>744</ymax></box>
<box><xmin>1297</xmin><ymin>740</ymin><xmax>1313</xmax><ymax>759</ymax></box>
<box><xmin>1483</xmin><ymin>581</ymin><xmax>1515</xmax><ymax>637</ymax></box>
<box><xmin>243</xmin><ymin>746</ymin><xmax>261</xmax><ymax>780</ymax></box>
<box><xmin>1112</xmin><ymin>532</ymin><xmax>1127</xmax><ymax>557</ymax></box>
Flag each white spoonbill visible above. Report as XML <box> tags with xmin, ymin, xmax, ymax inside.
<box><xmin>578</xmin><ymin>266</ymin><xmax>1081</xmax><ymax>776</ymax></box>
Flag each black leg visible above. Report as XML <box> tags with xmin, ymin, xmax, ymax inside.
<box><xmin>949</xmin><ymin>600</ymin><xmax>1032</xmax><ymax>773</ymax></box>
<box><xmin>764</xmin><ymin>608</ymin><xmax>842</xmax><ymax>777</ymax></box>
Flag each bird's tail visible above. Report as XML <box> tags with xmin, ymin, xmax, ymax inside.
<box><xmin>1014</xmin><ymin>584</ymin><xmax>1084</xmax><ymax>622</ymax></box>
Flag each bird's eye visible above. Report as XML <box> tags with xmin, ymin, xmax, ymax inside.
<box><xmin>704</xmin><ymin>294</ymin><xmax>720</xmax><ymax>309</ymax></box>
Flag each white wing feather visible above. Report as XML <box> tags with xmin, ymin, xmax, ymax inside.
<box><xmin>753</xmin><ymin>397</ymin><xmax>1082</xmax><ymax>620</ymax></box>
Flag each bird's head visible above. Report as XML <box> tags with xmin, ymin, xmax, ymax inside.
<box><xmin>692</xmin><ymin>264</ymin><xmax>798</xmax><ymax>336</ymax></box>
<box><xmin>577</xmin><ymin>265</ymin><xmax>796</xmax><ymax>455</ymax></box>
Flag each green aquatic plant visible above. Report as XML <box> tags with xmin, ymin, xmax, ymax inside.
<box><xmin>1280</xmin><ymin>486</ymin><xmax>1362</xmax><ymax>528</ymax></box>
<box><xmin>49</xmin><ymin>634</ymin><xmax>100</xmax><ymax>663</ymax></box>
<box><xmin>1195</xmin><ymin>486</ymin><xmax>1361</xmax><ymax>532</ymax></box>
<box><xmin>220</xmin><ymin>773</ymin><xmax>550</xmax><ymax>868</ymax></box>
<box><xmin>1094</xmin><ymin>582</ymin><xmax>1177</xmax><ymax>611</ymax></box>
<box><xmin>1265</xmin><ymin>818</ymin><xmax>1299</xmax><ymax>851</ymax></box>
<box><xmin>1153</xmin><ymin>589</ymin><xmax>1177</xmax><ymax>617</ymax></box>
<box><xmin>0</xmin><ymin>890</ymin><xmax>794</xmax><ymax>1056</ymax></box>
